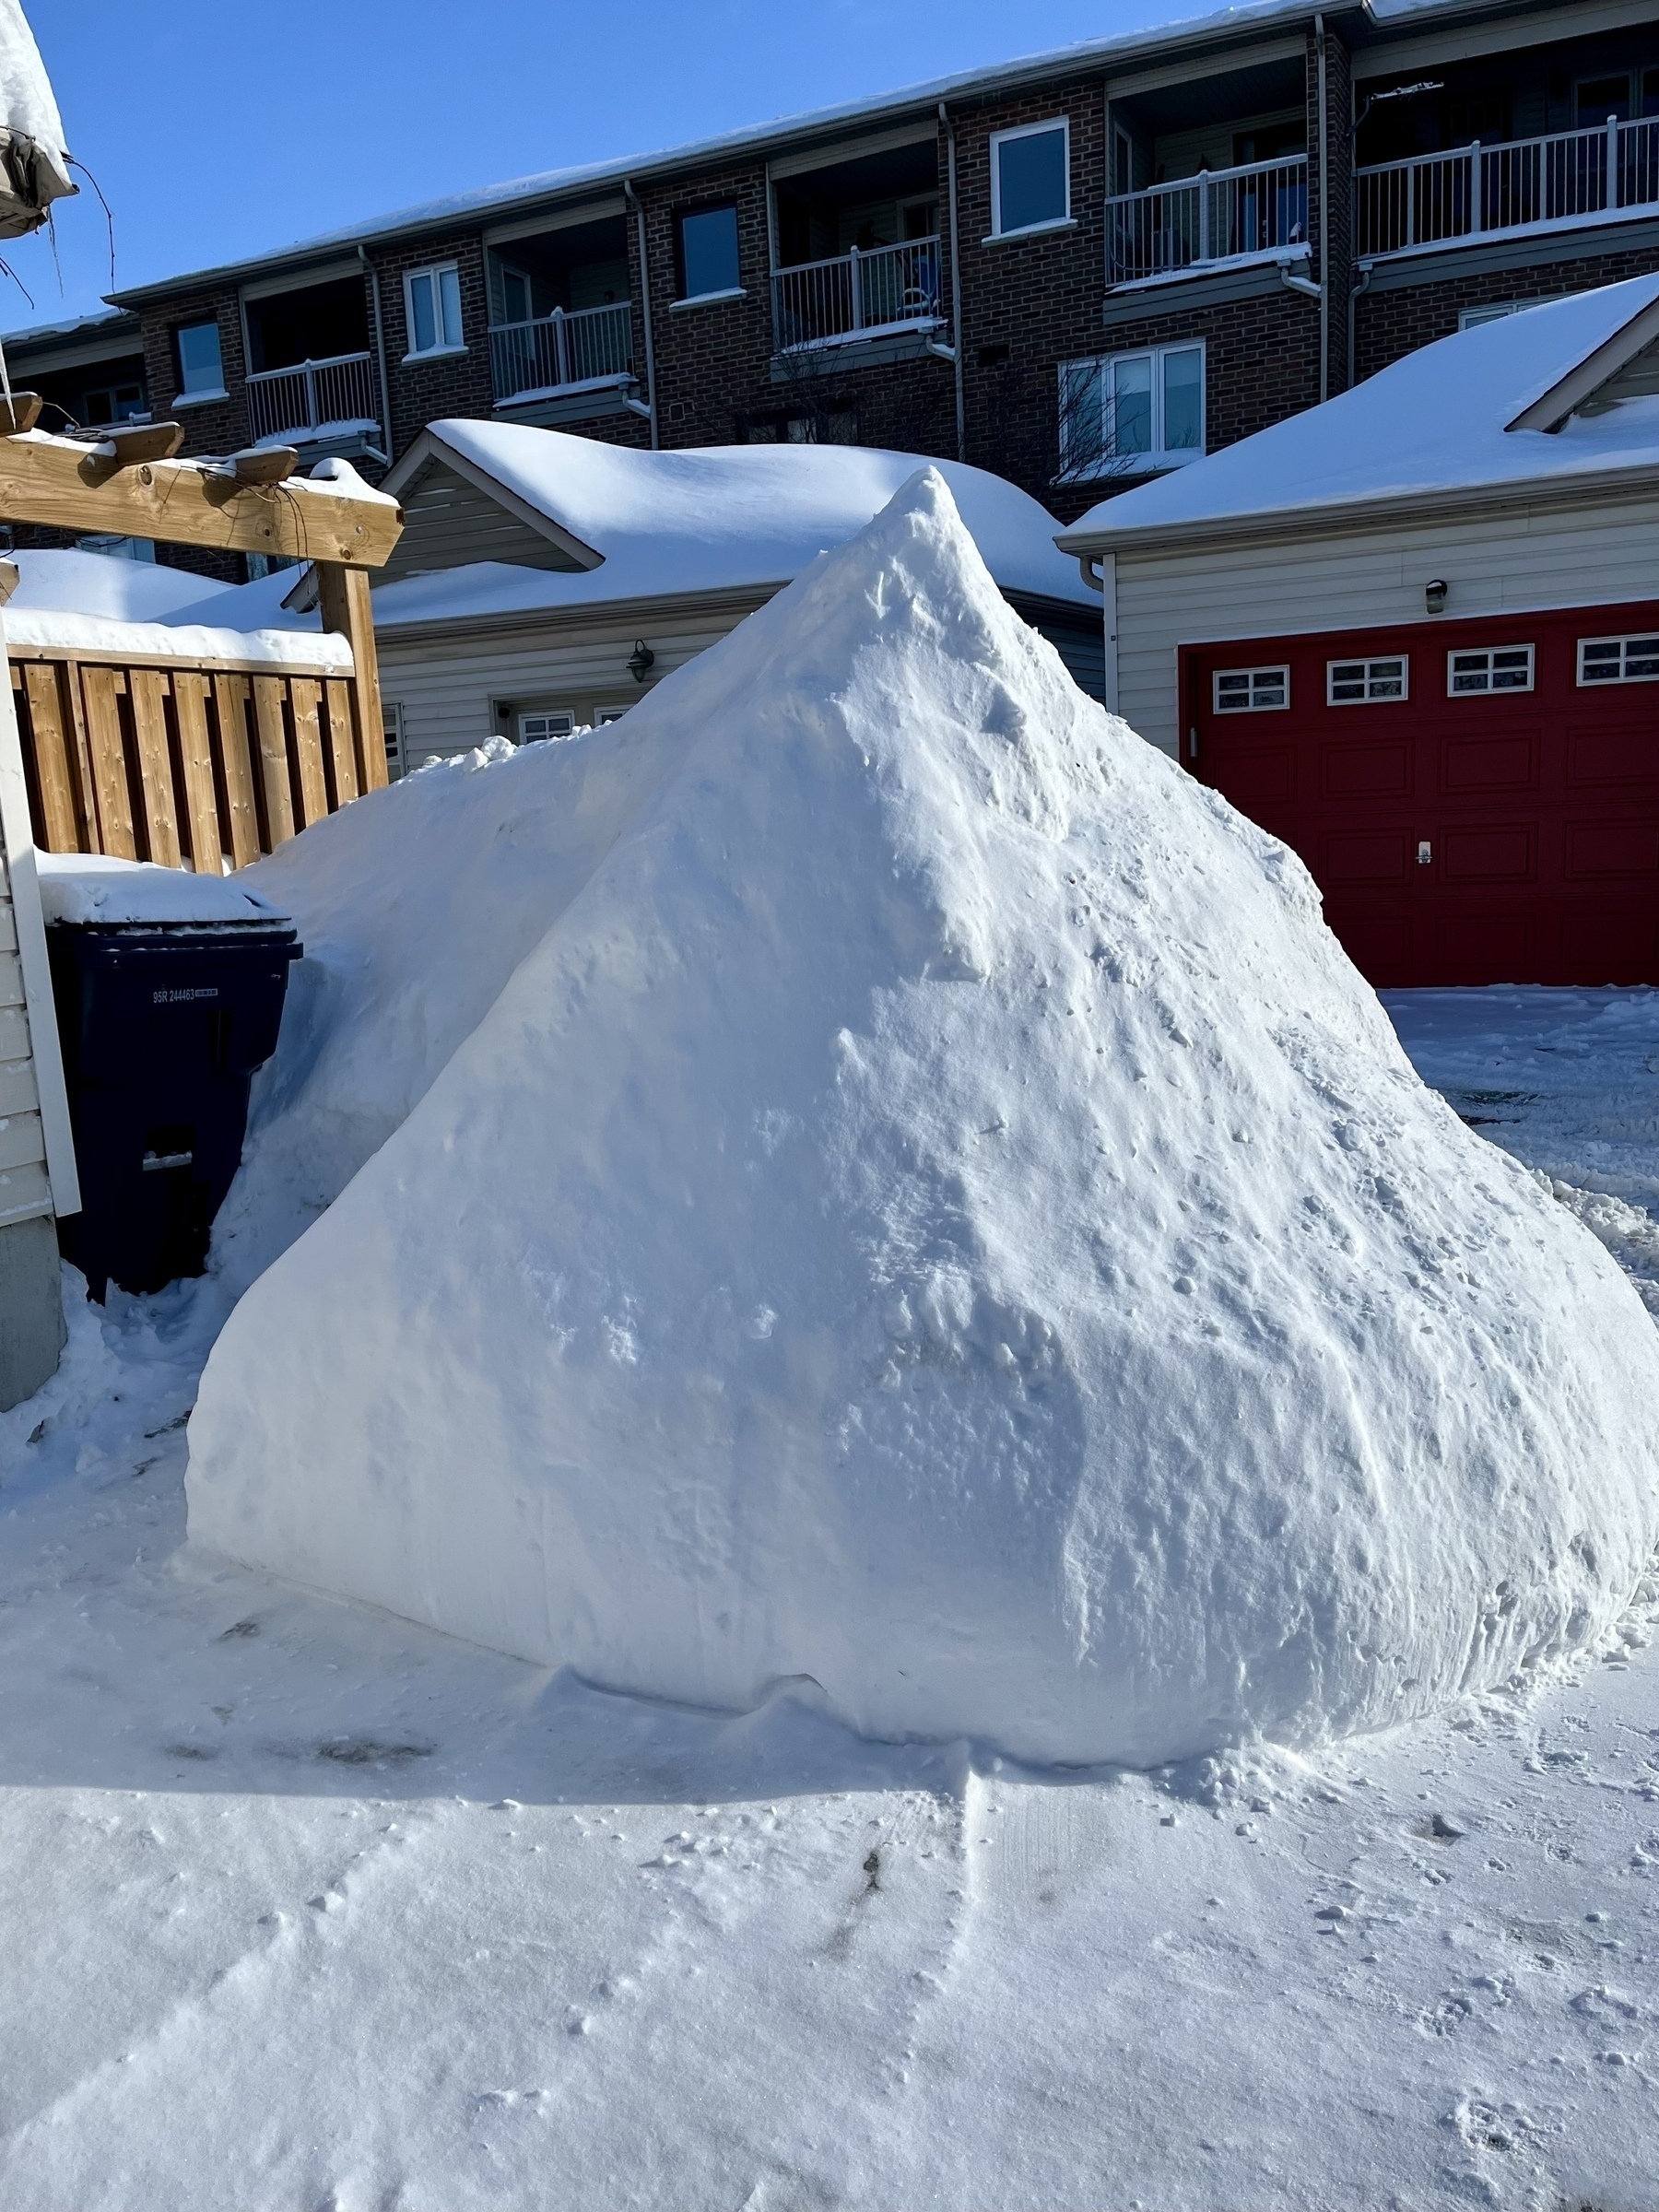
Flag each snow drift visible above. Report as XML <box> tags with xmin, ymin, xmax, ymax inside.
<box><xmin>187</xmin><ymin>472</ymin><xmax>1659</xmax><ymax>1765</ymax></box>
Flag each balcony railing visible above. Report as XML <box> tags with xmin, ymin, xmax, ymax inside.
<box><xmin>771</xmin><ymin>236</ymin><xmax>944</xmax><ymax>351</ymax></box>
<box><xmin>489</xmin><ymin>300</ymin><xmax>633</xmax><ymax>404</ymax></box>
<box><xmin>245</xmin><ymin>350</ymin><xmax>379</xmax><ymax>444</ymax></box>
<box><xmin>1356</xmin><ymin>115</ymin><xmax>1659</xmax><ymax>258</ymax></box>
<box><xmin>1107</xmin><ymin>156</ymin><xmax>1308</xmax><ymax>286</ymax></box>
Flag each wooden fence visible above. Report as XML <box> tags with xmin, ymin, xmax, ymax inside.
<box><xmin>9</xmin><ymin>646</ymin><xmax>387</xmax><ymax>873</ymax></box>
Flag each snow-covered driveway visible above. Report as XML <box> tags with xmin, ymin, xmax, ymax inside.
<box><xmin>0</xmin><ymin>988</ymin><xmax>1655</xmax><ymax>2212</ymax></box>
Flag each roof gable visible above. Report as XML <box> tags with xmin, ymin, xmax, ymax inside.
<box><xmin>379</xmin><ymin>434</ymin><xmax>603</xmax><ymax>585</ymax></box>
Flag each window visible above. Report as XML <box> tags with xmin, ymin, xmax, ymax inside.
<box><xmin>1213</xmin><ymin>665</ymin><xmax>1288</xmax><ymax>712</ymax></box>
<box><xmin>1577</xmin><ymin>73</ymin><xmax>1632</xmax><ymax>126</ymax></box>
<box><xmin>1579</xmin><ymin>633</ymin><xmax>1659</xmax><ymax>685</ymax></box>
<box><xmin>991</xmin><ymin>120</ymin><xmax>1069</xmax><ymax>236</ymax></box>
<box><xmin>1327</xmin><ymin>655</ymin><xmax>1408</xmax><ymax>703</ymax></box>
<box><xmin>1448</xmin><ymin>644</ymin><xmax>1534</xmax><ymax>694</ymax></box>
<box><xmin>80</xmin><ymin>381</ymin><xmax>147</xmax><ymax>428</ymax></box>
<box><xmin>175</xmin><ymin>321</ymin><xmax>224</xmax><ymax>398</ymax></box>
<box><xmin>404</xmin><ymin>263</ymin><xmax>465</xmax><ymax>357</ymax></box>
<box><xmin>1058</xmin><ymin>342</ymin><xmax>1204</xmax><ymax>478</ymax></box>
<box><xmin>1459</xmin><ymin>301</ymin><xmax>1520</xmax><ymax>330</ymax></box>
<box><xmin>520</xmin><ymin>710</ymin><xmax>577</xmax><ymax>744</ymax></box>
<box><xmin>76</xmin><ymin>533</ymin><xmax>155</xmax><ymax>563</ymax></box>
<box><xmin>677</xmin><ymin>206</ymin><xmax>741</xmax><ymax>300</ymax></box>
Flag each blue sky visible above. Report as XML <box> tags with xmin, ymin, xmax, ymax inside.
<box><xmin>10</xmin><ymin>0</ymin><xmax>1182</xmax><ymax>329</ymax></box>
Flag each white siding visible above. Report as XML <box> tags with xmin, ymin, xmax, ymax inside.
<box><xmin>377</xmin><ymin>603</ymin><xmax>764</xmax><ymax>770</ymax></box>
<box><xmin>0</xmin><ymin>846</ymin><xmax>50</xmax><ymax>1227</ymax></box>
<box><xmin>1115</xmin><ymin>497</ymin><xmax>1659</xmax><ymax>759</ymax></box>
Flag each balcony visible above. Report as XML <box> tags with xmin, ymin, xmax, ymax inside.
<box><xmin>1107</xmin><ymin>156</ymin><xmax>1308</xmax><ymax>288</ymax></box>
<box><xmin>488</xmin><ymin>300</ymin><xmax>634</xmax><ymax>406</ymax></box>
<box><xmin>1356</xmin><ymin>115</ymin><xmax>1659</xmax><ymax>260</ymax></box>
<box><xmin>771</xmin><ymin>236</ymin><xmax>945</xmax><ymax>353</ymax></box>
<box><xmin>245</xmin><ymin>349</ymin><xmax>382</xmax><ymax>456</ymax></box>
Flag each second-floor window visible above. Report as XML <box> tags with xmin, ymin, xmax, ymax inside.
<box><xmin>677</xmin><ymin>206</ymin><xmax>741</xmax><ymax>300</ymax></box>
<box><xmin>1058</xmin><ymin>341</ymin><xmax>1204</xmax><ymax>479</ymax></box>
<box><xmin>405</xmin><ymin>263</ymin><xmax>465</xmax><ymax>357</ymax></box>
<box><xmin>175</xmin><ymin>321</ymin><xmax>224</xmax><ymax>399</ymax></box>
<box><xmin>991</xmin><ymin>120</ymin><xmax>1069</xmax><ymax>235</ymax></box>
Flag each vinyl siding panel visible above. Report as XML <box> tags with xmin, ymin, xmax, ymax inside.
<box><xmin>1114</xmin><ymin>498</ymin><xmax>1659</xmax><ymax>759</ymax></box>
<box><xmin>380</xmin><ymin>461</ymin><xmax>589</xmax><ymax>582</ymax></box>
<box><xmin>378</xmin><ymin>604</ymin><xmax>762</xmax><ymax>768</ymax></box>
<box><xmin>0</xmin><ymin>842</ymin><xmax>48</xmax><ymax>1228</ymax></box>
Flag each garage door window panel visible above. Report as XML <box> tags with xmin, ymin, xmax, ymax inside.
<box><xmin>1580</xmin><ymin>634</ymin><xmax>1659</xmax><ymax>685</ymax></box>
<box><xmin>1328</xmin><ymin>657</ymin><xmax>1408</xmax><ymax>704</ymax></box>
<box><xmin>1448</xmin><ymin>645</ymin><xmax>1535</xmax><ymax>695</ymax></box>
<box><xmin>1213</xmin><ymin>664</ymin><xmax>1288</xmax><ymax>712</ymax></box>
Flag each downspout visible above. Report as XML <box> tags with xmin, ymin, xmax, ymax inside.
<box><xmin>624</xmin><ymin>177</ymin><xmax>660</xmax><ymax>449</ymax></box>
<box><xmin>359</xmin><ymin>244</ymin><xmax>394</xmax><ymax>469</ymax></box>
<box><xmin>940</xmin><ymin>101</ymin><xmax>965</xmax><ymax>462</ymax></box>
<box><xmin>1315</xmin><ymin>12</ymin><xmax>1329</xmax><ymax>404</ymax></box>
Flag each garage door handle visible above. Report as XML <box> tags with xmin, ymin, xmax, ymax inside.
<box><xmin>1189</xmin><ymin>726</ymin><xmax>1199</xmax><ymax>760</ymax></box>
<box><xmin>1417</xmin><ymin>841</ymin><xmax>1432</xmax><ymax>865</ymax></box>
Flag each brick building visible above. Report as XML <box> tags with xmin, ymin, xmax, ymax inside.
<box><xmin>4</xmin><ymin>0</ymin><xmax>1654</xmax><ymax>579</ymax></box>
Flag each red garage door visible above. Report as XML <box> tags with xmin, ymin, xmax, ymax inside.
<box><xmin>1182</xmin><ymin>601</ymin><xmax>1659</xmax><ymax>987</ymax></box>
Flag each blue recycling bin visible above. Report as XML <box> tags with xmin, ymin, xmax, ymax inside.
<box><xmin>43</xmin><ymin>866</ymin><xmax>300</xmax><ymax>1300</ymax></box>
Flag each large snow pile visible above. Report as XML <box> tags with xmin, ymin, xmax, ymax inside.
<box><xmin>186</xmin><ymin>473</ymin><xmax>1659</xmax><ymax>1766</ymax></box>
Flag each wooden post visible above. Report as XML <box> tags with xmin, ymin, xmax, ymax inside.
<box><xmin>323</xmin><ymin>677</ymin><xmax>359</xmax><ymax>804</ymax></box>
<box><xmin>287</xmin><ymin>677</ymin><xmax>329</xmax><ymax>827</ymax></box>
<box><xmin>171</xmin><ymin>671</ymin><xmax>222</xmax><ymax>873</ymax></box>
<box><xmin>79</xmin><ymin>667</ymin><xmax>136</xmax><ymax>860</ymax></box>
<box><xmin>212</xmin><ymin>674</ymin><xmax>261</xmax><ymax>868</ymax></box>
<box><xmin>18</xmin><ymin>663</ymin><xmax>77</xmax><ymax>852</ymax></box>
<box><xmin>251</xmin><ymin>675</ymin><xmax>295</xmax><ymax>849</ymax></box>
<box><xmin>128</xmin><ymin>668</ymin><xmax>181</xmax><ymax>867</ymax></box>
<box><xmin>316</xmin><ymin>563</ymin><xmax>388</xmax><ymax>792</ymax></box>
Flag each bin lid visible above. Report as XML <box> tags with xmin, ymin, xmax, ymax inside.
<box><xmin>39</xmin><ymin>854</ymin><xmax>291</xmax><ymax>929</ymax></box>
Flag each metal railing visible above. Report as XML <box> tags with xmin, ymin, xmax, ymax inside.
<box><xmin>488</xmin><ymin>300</ymin><xmax>633</xmax><ymax>404</ymax></box>
<box><xmin>1356</xmin><ymin>115</ymin><xmax>1659</xmax><ymax>258</ymax></box>
<box><xmin>245</xmin><ymin>350</ymin><xmax>379</xmax><ymax>443</ymax></box>
<box><xmin>1107</xmin><ymin>156</ymin><xmax>1308</xmax><ymax>285</ymax></box>
<box><xmin>771</xmin><ymin>236</ymin><xmax>944</xmax><ymax>351</ymax></box>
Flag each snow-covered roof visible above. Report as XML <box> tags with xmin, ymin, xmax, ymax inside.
<box><xmin>86</xmin><ymin>0</ymin><xmax>1465</xmax><ymax>310</ymax></box>
<box><xmin>372</xmin><ymin>425</ymin><xmax>1098</xmax><ymax>626</ymax></box>
<box><xmin>7</xmin><ymin>547</ymin><xmax>234</xmax><ymax>621</ymax></box>
<box><xmin>1059</xmin><ymin>275</ymin><xmax>1659</xmax><ymax>553</ymax></box>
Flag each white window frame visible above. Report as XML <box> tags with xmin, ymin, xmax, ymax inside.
<box><xmin>1058</xmin><ymin>340</ymin><xmax>1206</xmax><ymax>480</ymax></box>
<box><xmin>1446</xmin><ymin>643</ymin><xmax>1535</xmax><ymax>695</ymax></box>
<box><xmin>1578</xmin><ymin>632</ymin><xmax>1659</xmax><ymax>686</ymax></box>
<box><xmin>1326</xmin><ymin>655</ymin><xmax>1409</xmax><ymax>705</ymax></box>
<box><xmin>1212</xmin><ymin>665</ymin><xmax>1288</xmax><ymax>713</ymax></box>
<box><xmin>519</xmin><ymin>710</ymin><xmax>577</xmax><ymax>745</ymax></box>
<box><xmin>989</xmin><ymin>118</ymin><xmax>1072</xmax><ymax>239</ymax></box>
<box><xmin>403</xmin><ymin>262</ymin><xmax>465</xmax><ymax>359</ymax></box>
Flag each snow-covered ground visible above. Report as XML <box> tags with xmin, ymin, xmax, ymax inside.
<box><xmin>1</xmin><ymin>985</ymin><xmax>1656</xmax><ymax>2212</ymax></box>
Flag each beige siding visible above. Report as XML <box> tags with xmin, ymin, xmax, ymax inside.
<box><xmin>0</xmin><ymin>846</ymin><xmax>48</xmax><ymax>1229</ymax></box>
<box><xmin>1115</xmin><ymin>498</ymin><xmax>1659</xmax><ymax>759</ymax></box>
<box><xmin>378</xmin><ymin>604</ymin><xmax>763</xmax><ymax>770</ymax></box>
<box><xmin>381</xmin><ymin>461</ymin><xmax>587</xmax><ymax>584</ymax></box>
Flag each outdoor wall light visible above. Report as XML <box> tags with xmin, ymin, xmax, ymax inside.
<box><xmin>1425</xmin><ymin>579</ymin><xmax>1449</xmax><ymax>615</ymax></box>
<box><xmin>629</xmin><ymin>639</ymin><xmax>656</xmax><ymax>682</ymax></box>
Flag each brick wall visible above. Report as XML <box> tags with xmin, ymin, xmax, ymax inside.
<box><xmin>370</xmin><ymin>230</ymin><xmax>495</xmax><ymax>457</ymax></box>
<box><xmin>1044</xmin><ymin>288</ymin><xmax>1322</xmax><ymax>524</ymax></box>
<box><xmin>1355</xmin><ymin>238</ymin><xmax>1659</xmax><ymax>383</ymax></box>
<box><xmin>953</xmin><ymin>79</ymin><xmax>1108</xmax><ymax>510</ymax></box>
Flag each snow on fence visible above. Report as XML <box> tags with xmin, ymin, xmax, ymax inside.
<box><xmin>1107</xmin><ymin>157</ymin><xmax>1307</xmax><ymax>285</ymax></box>
<box><xmin>8</xmin><ymin>646</ymin><xmax>383</xmax><ymax>870</ymax></box>
<box><xmin>1356</xmin><ymin>116</ymin><xmax>1659</xmax><ymax>258</ymax></box>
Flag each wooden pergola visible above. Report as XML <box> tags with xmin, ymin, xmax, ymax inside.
<box><xmin>0</xmin><ymin>406</ymin><xmax>405</xmax><ymax>870</ymax></box>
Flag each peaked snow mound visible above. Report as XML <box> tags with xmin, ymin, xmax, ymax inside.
<box><xmin>186</xmin><ymin>473</ymin><xmax>1659</xmax><ymax>1766</ymax></box>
